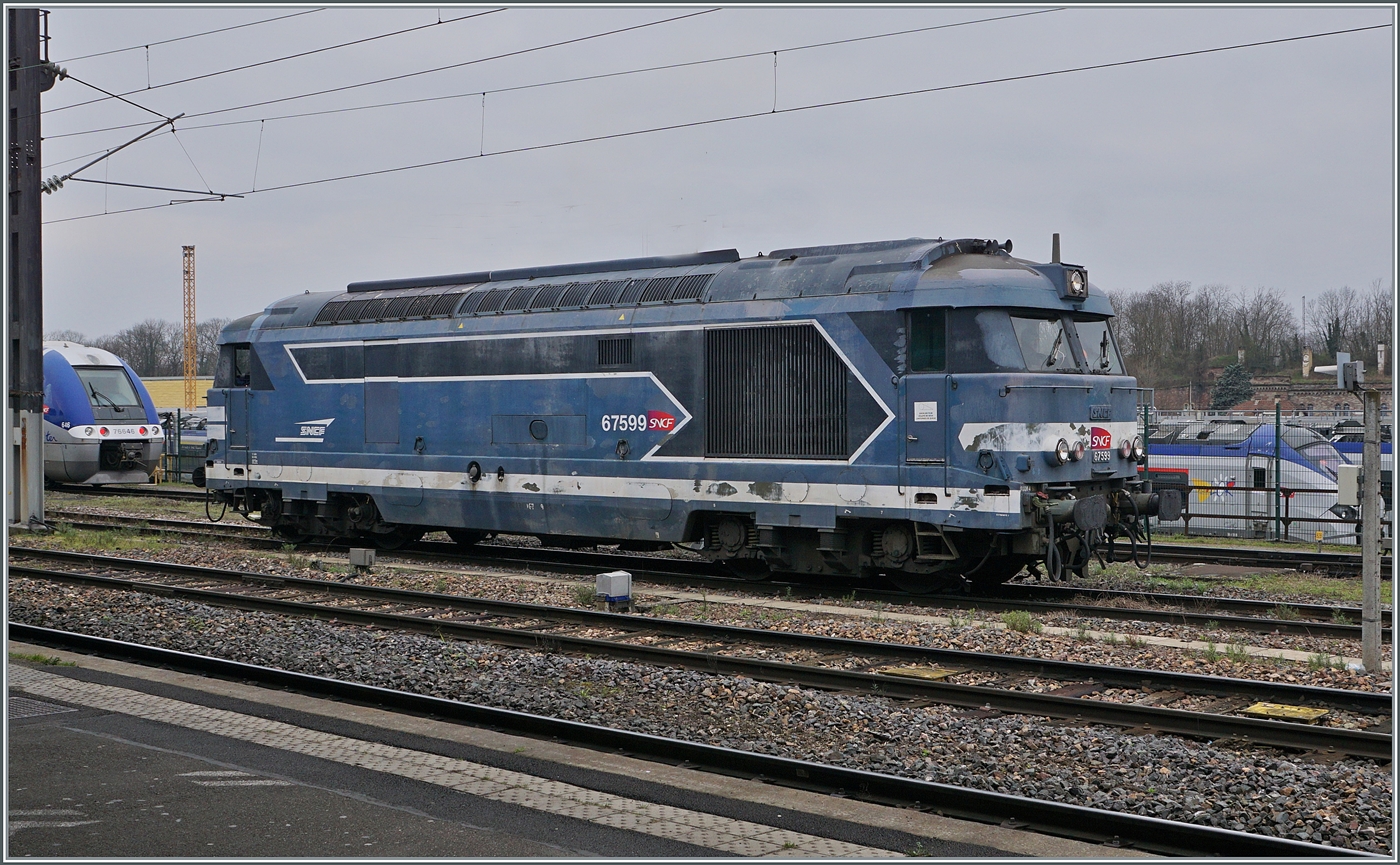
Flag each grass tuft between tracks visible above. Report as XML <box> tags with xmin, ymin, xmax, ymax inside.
<box><xmin>8</xmin><ymin>651</ymin><xmax>75</xmax><ymax>667</ymax></box>
<box><xmin>1000</xmin><ymin>610</ymin><xmax>1043</xmax><ymax>634</ymax></box>
<box><xmin>29</xmin><ymin>524</ymin><xmax>172</xmax><ymax>554</ymax></box>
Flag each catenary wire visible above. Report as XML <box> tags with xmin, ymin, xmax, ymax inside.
<box><xmin>43</xmin><ymin>21</ymin><xmax>1390</xmax><ymax>224</ymax></box>
<box><xmin>45</xmin><ymin>7</ymin><xmax>1057</xmax><ymax>142</ymax></box>
<box><xmin>41</xmin><ymin>8</ymin><xmax>720</xmax><ymax>136</ymax></box>
<box><xmin>43</xmin><ymin>9</ymin><xmax>506</xmax><ymax>116</ymax></box>
<box><xmin>235</xmin><ymin>22</ymin><xmax>1400</xmax><ymax>196</ymax></box>
<box><xmin>53</xmin><ymin>9</ymin><xmax>326</xmax><ymax>64</ymax></box>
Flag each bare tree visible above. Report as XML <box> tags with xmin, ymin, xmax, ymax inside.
<box><xmin>44</xmin><ymin>329</ymin><xmax>88</xmax><ymax>344</ymax></box>
<box><xmin>1232</xmin><ymin>285</ymin><xmax>1297</xmax><ymax>369</ymax></box>
<box><xmin>97</xmin><ymin>319</ymin><xmax>180</xmax><ymax>377</ymax></box>
<box><xmin>1306</xmin><ymin>286</ymin><xmax>1361</xmax><ymax>363</ymax></box>
<box><xmin>1109</xmin><ymin>281</ymin><xmax>1239</xmax><ymax>388</ymax></box>
<box><xmin>195</xmin><ymin>317</ymin><xmax>230</xmax><ymax>376</ymax></box>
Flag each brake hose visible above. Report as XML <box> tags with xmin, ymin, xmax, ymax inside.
<box><xmin>962</xmin><ymin>532</ymin><xmax>1004</xmax><ymax>579</ymax></box>
<box><xmin>1128</xmin><ymin>493</ymin><xmax>1149</xmax><ymax>570</ymax></box>
<box><xmin>204</xmin><ymin>487</ymin><xmax>227</xmax><ymax>523</ymax></box>
<box><xmin>1044</xmin><ymin>511</ymin><xmax>1063</xmax><ymax>581</ymax></box>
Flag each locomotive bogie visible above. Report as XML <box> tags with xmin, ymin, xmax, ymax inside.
<box><xmin>207</xmin><ymin>237</ymin><xmax>1150</xmax><ymax>587</ymax></box>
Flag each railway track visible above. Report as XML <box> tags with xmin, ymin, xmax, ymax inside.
<box><xmin>1145</xmin><ymin>541</ymin><xmax>1388</xmax><ymax>577</ymax></box>
<box><xmin>45</xmin><ymin>486</ymin><xmax>1386</xmax><ymax>576</ymax></box>
<box><xmin>36</xmin><ymin>510</ymin><xmax>1391</xmax><ymax>641</ymax></box>
<box><xmin>9</xmin><ymin>547</ymin><xmax>1391</xmax><ymax>761</ymax></box>
<box><xmin>9</xmin><ymin>625</ymin><xmax>1366</xmax><ymax>859</ymax></box>
<box><xmin>47</xmin><ymin>483</ymin><xmax>206</xmax><ymax>502</ymax></box>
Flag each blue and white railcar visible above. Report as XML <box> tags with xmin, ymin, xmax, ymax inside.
<box><xmin>205</xmin><ymin>237</ymin><xmax>1175</xmax><ymax>589</ymax></box>
<box><xmin>1143</xmin><ymin>420</ymin><xmax>1353</xmax><ymax>542</ymax></box>
<box><xmin>42</xmin><ymin>341</ymin><xmax>164</xmax><ymax>485</ymax></box>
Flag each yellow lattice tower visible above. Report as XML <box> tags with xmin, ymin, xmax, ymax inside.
<box><xmin>182</xmin><ymin>245</ymin><xmax>197</xmax><ymax>410</ymax></box>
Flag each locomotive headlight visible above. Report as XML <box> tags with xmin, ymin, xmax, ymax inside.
<box><xmin>1131</xmin><ymin>435</ymin><xmax>1146</xmax><ymax>463</ymax></box>
<box><xmin>84</xmin><ymin>427</ymin><xmax>94</xmax><ymax>436</ymax></box>
<box><xmin>1053</xmin><ymin>438</ymin><xmax>1071</xmax><ymax>465</ymax></box>
<box><xmin>1067</xmin><ymin>270</ymin><xmax>1087</xmax><ymax>297</ymax></box>
<box><xmin>1118</xmin><ymin>438</ymin><xmax>1133</xmax><ymax>459</ymax></box>
<box><xmin>1069</xmin><ymin>440</ymin><xmax>1086</xmax><ymax>462</ymax></box>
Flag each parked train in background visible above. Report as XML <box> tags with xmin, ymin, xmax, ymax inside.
<box><xmin>1141</xmin><ymin>419</ymin><xmax>1370</xmax><ymax>542</ymax></box>
<box><xmin>204</xmin><ymin>235</ymin><xmax>1180</xmax><ymax>591</ymax></box>
<box><xmin>42</xmin><ymin>341</ymin><xmax>164</xmax><ymax>485</ymax></box>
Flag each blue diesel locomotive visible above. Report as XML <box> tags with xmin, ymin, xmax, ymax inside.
<box><xmin>205</xmin><ymin>237</ymin><xmax>1177</xmax><ymax>590</ymax></box>
<box><xmin>42</xmin><ymin>341</ymin><xmax>164</xmax><ymax>485</ymax></box>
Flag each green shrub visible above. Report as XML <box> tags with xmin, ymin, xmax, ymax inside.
<box><xmin>1000</xmin><ymin>610</ymin><xmax>1042</xmax><ymax>634</ymax></box>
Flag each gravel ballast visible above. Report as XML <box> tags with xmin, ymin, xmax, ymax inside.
<box><xmin>8</xmin><ymin>579</ymin><xmax>1392</xmax><ymax>854</ymax></box>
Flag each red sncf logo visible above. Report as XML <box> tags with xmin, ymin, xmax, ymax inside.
<box><xmin>647</xmin><ymin>411</ymin><xmax>676</xmax><ymax>431</ymax></box>
<box><xmin>1090</xmin><ymin>426</ymin><xmax>1112</xmax><ymax>449</ymax></box>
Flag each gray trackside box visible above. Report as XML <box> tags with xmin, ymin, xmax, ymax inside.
<box><xmin>595</xmin><ymin>570</ymin><xmax>632</xmax><ymax>602</ymax></box>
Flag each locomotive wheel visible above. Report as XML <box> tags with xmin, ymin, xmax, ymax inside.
<box><xmin>446</xmin><ymin>529</ymin><xmax>488</xmax><ymax>547</ymax></box>
<box><xmin>371</xmin><ymin>527</ymin><xmax>425</xmax><ymax>550</ymax></box>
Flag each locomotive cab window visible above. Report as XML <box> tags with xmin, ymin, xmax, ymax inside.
<box><xmin>1010</xmin><ymin>314</ymin><xmax>1074</xmax><ymax>372</ymax></box>
<box><xmin>216</xmin><ymin>343</ymin><xmax>253</xmax><ymax>388</ymax></box>
<box><xmin>908</xmin><ymin>308</ymin><xmax>946</xmax><ymax>372</ymax></box>
<box><xmin>73</xmin><ymin>366</ymin><xmax>143</xmax><ymax>419</ymax></box>
<box><xmin>1073</xmin><ymin>317</ymin><xmax>1124</xmax><ymax>374</ymax></box>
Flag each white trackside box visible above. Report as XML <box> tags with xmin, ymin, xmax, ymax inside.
<box><xmin>595</xmin><ymin>570</ymin><xmax>632</xmax><ymax>602</ymax></box>
<box><xmin>1337</xmin><ymin>465</ymin><xmax>1361</xmax><ymax>507</ymax></box>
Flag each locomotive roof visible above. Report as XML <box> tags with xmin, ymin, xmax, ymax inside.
<box><xmin>43</xmin><ymin>340</ymin><xmax>127</xmax><ymax>367</ymax></box>
<box><xmin>239</xmin><ymin>236</ymin><xmax>1114</xmax><ymax>335</ymax></box>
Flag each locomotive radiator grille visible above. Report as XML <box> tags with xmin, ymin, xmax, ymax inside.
<box><xmin>706</xmin><ymin>324</ymin><xmax>848</xmax><ymax>459</ymax></box>
<box><xmin>597</xmin><ymin>337</ymin><xmax>633</xmax><ymax>367</ymax></box>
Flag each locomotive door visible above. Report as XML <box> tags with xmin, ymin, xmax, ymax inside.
<box><xmin>1246</xmin><ymin>454</ymin><xmax>1271</xmax><ymax>520</ymax></box>
<box><xmin>225</xmin><ymin>387</ymin><xmax>250</xmax><ymax>484</ymax></box>
<box><xmin>902</xmin><ymin>375</ymin><xmax>947</xmax><ymax>488</ymax></box>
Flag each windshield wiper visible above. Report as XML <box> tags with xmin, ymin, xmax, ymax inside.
<box><xmin>1099</xmin><ymin>331</ymin><xmax>1113</xmax><ymax>370</ymax></box>
<box><xmin>1044</xmin><ymin>329</ymin><xmax>1064</xmax><ymax>368</ymax></box>
<box><xmin>89</xmin><ymin>385</ymin><xmax>125</xmax><ymax>412</ymax></box>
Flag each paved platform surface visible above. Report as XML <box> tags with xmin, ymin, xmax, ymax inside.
<box><xmin>7</xmin><ymin>641</ymin><xmax>1151</xmax><ymax>858</ymax></box>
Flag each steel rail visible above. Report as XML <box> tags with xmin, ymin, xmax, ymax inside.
<box><xmin>32</xmin><ymin>516</ymin><xmax>1389</xmax><ymax>642</ymax></box>
<box><xmin>9</xmin><ymin>552</ymin><xmax>1391</xmax><ymax>759</ymax></box>
<box><xmin>48</xmin><ymin>483</ymin><xmax>206</xmax><ymax>501</ymax></box>
<box><xmin>1146</xmin><ymin>542</ymin><xmax>1386</xmax><ymax>576</ymax></box>
<box><xmin>5</xmin><ymin>624</ymin><xmax>1378</xmax><ymax>859</ymax></box>
<box><xmin>900</xmin><ymin>591</ymin><xmax>1388</xmax><ymax>642</ymax></box>
<box><xmin>987</xmin><ymin>583</ymin><xmax>1394</xmax><ymax>628</ymax></box>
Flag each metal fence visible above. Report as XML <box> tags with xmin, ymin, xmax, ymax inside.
<box><xmin>158</xmin><ymin>409</ymin><xmax>206</xmax><ymax>484</ymax></box>
<box><xmin>1144</xmin><ymin>409</ymin><xmax>1392</xmax><ymax>544</ymax></box>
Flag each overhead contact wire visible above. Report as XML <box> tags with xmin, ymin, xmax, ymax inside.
<box><xmin>43</xmin><ymin>8</ymin><xmax>715</xmax><ymax>123</ymax></box>
<box><xmin>42</xmin><ymin>8</ymin><xmax>507</xmax><ymax>116</ymax></box>
<box><xmin>46</xmin><ymin>8</ymin><xmax>1055</xmax><ymax>141</ymax></box>
<box><xmin>233</xmin><ymin>21</ymin><xmax>1394</xmax><ymax>198</ymax></box>
<box><xmin>53</xmin><ymin>9</ymin><xmax>326</xmax><ymax>64</ymax></box>
<box><xmin>43</xmin><ymin>21</ymin><xmax>1391</xmax><ymax>223</ymax></box>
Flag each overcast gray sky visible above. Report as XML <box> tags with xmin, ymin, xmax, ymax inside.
<box><xmin>31</xmin><ymin>4</ymin><xmax>1396</xmax><ymax>338</ymax></box>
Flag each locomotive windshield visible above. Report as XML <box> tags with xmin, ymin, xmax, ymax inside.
<box><xmin>1010</xmin><ymin>315</ymin><xmax>1071</xmax><ymax>371</ymax></box>
<box><xmin>1283</xmin><ymin>426</ymin><xmax>1345</xmax><ymax>479</ymax></box>
<box><xmin>914</xmin><ymin>308</ymin><xmax>1127</xmax><ymax>374</ymax></box>
<box><xmin>73</xmin><ymin>366</ymin><xmax>143</xmax><ymax>419</ymax></box>
<box><xmin>1073</xmin><ymin>317</ymin><xmax>1124</xmax><ymax>374</ymax></box>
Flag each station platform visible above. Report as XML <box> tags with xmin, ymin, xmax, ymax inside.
<box><xmin>6</xmin><ymin>641</ymin><xmax>1146</xmax><ymax>858</ymax></box>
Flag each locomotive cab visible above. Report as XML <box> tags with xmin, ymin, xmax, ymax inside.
<box><xmin>41</xmin><ymin>342</ymin><xmax>164</xmax><ymax>485</ymax></box>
